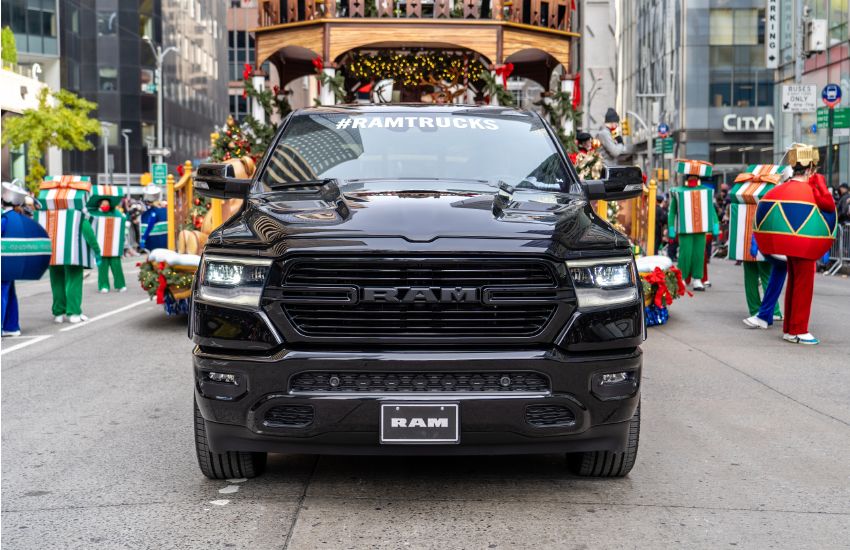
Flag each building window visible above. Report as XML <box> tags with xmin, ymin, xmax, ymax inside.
<box><xmin>228</xmin><ymin>30</ymin><xmax>255</xmax><ymax>82</ymax></box>
<box><xmin>98</xmin><ymin>11</ymin><xmax>118</xmax><ymax>36</ymax></box>
<box><xmin>710</xmin><ymin>9</ymin><xmax>761</xmax><ymax>46</ymax></box>
<box><xmin>229</xmin><ymin>93</ymin><xmax>249</xmax><ymax>122</ymax></box>
<box><xmin>99</xmin><ymin>67</ymin><xmax>118</xmax><ymax>91</ymax></box>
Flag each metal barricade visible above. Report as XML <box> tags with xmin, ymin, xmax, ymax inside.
<box><xmin>825</xmin><ymin>222</ymin><xmax>850</xmax><ymax>276</ymax></box>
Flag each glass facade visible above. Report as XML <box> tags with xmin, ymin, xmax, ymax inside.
<box><xmin>1</xmin><ymin>0</ymin><xmax>58</xmax><ymax>56</ymax></box>
<box><xmin>59</xmin><ymin>0</ymin><xmax>227</xmax><ymax>179</ymax></box>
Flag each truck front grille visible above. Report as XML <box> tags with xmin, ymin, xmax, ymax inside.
<box><xmin>263</xmin><ymin>405</ymin><xmax>314</xmax><ymax>428</ymax></box>
<box><xmin>274</xmin><ymin>258</ymin><xmax>561</xmax><ymax>340</ymax></box>
<box><xmin>525</xmin><ymin>405</ymin><xmax>576</xmax><ymax>427</ymax></box>
<box><xmin>290</xmin><ymin>371</ymin><xmax>550</xmax><ymax>393</ymax></box>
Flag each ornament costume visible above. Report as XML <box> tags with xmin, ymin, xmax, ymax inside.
<box><xmin>89</xmin><ymin>185</ymin><xmax>127</xmax><ymax>292</ymax></box>
<box><xmin>570</xmin><ymin>132</ymin><xmax>604</xmax><ymax>180</ymax></box>
<box><xmin>140</xmin><ymin>186</ymin><xmax>168</xmax><ymax>251</ymax></box>
<box><xmin>754</xmin><ymin>145</ymin><xmax>836</xmax><ymax>344</ymax></box>
<box><xmin>34</xmin><ymin>176</ymin><xmax>101</xmax><ymax>322</ymax></box>
<box><xmin>2</xmin><ymin>181</ymin><xmax>52</xmax><ymax>336</ymax></box>
<box><xmin>667</xmin><ymin>160</ymin><xmax>719</xmax><ymax>290</ymax></box>
<box><xmin>729</xmin><ymin>164</ymin><xmax>786</xmax><ymax>318</ymax></box>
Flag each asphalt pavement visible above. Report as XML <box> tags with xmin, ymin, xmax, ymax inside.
<box><xmin>2</xmin><ymin>258</ymin><xmax>849</xmax><ymax>549</ymax></box>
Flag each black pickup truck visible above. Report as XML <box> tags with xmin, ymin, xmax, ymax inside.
<box><xmin>190</xmin><ymin>105</ymin><xmax>645</xmax><ymax>479</ymax></box>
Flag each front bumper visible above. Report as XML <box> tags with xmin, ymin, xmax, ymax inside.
<box><xmin>194</xmin><ymin>346</ymin><xmax>641</xmax><ymax>455</ymax></box>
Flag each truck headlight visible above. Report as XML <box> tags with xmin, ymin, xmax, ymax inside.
<box><xmin>566</xmin><ymin>258</ymin><xmax>638</xmax><ymax>309</ymax></box>
<box><xmin>198</xmin><ymin>255</ymin><xmax>272</xmax><ymax>308</ymax></box>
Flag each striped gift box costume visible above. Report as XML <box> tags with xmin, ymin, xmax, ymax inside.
<box><xmin>668</xmin><ymin>159</ymin><xmax>718</xmax><ymax>282</ymax></box>
<box><xmin>35</xmin><ymin>176</ymin><xmax>97</xmax><ymax>268</ymax></box>
<box><xmin>34</xmin><ymin>175</ymin><xmax>102</xmax><ymax>319</ymax></box>
<box><xmin>727</xmin><ymin>165</ymin><xmax>785</xmax><ymax>262</ymax></box>
<box><xmin>89</xmin><ymin>185</ymin><xmax>127</xmax><ymax>291</ymax></box>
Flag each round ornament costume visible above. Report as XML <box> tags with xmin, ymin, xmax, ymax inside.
<box><xmin>88</xmin><ymin>185</ymin><xmax>127</xmax><ymax>292</ymax></box>
<box><xmin>34</xmin><ymin>175</ymin><xmax>102</xmax><ymax>323</ymax></box>
<box><xmin>753</xmin><ymin>144</ymin><xmax>836</xmax><ymax>344</ymax></box>
<box><xmin>570</xmin><ymin>132</ymin><xmax>604</xmax><ymax>180</ymax></box>
<box><xmin>728</xmin><ymin>164</ymin><xmax>786</xmax><ymax>318</ymax></box>
<box><xmin>2</xmin><ymin>180</ymin><xmax>52</xmax><ymax>336</ymax></box>
<box><xmin>140</xmin><ymin>185</ymin><xmax>168</xmax><ymax>251</ymax></box>
<box><xmin>667</xmin><ymin>160</ymin><xmax>719</xmax><ymax>290</ymax></box>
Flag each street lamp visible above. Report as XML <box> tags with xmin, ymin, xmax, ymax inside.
<box><xmin>142</xmin><ymin>36</ymin><xmax>178</xmax><ymax>166</ymax></box>
<box><xmin>121</xmin><ymin>129</ymin><xmax>132</xmax><ymax>194</ymax></box>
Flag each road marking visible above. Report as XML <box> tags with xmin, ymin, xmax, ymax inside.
<box><xmin>1</xmin><ymin>335</ymin><xmax>53</xmax><ymax>356</ymax></box>
<box><xmin>59</xmin><ymin>299</ymin><xmax>151</xmax><ymax>332</ymax></box>
<box><xmin>209</xmin><ymin>500</ymin><xmax>230</xmax><ymax>506</ymax></box>
<box><xmin>219</xmin><ymin>485</ymin><xmax>239</xmax><ymax>494</ymax></box>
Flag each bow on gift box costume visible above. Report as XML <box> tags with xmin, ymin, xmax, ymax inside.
<box><xmin>2</xmin><ymin>182</ymin><xmax>52</xmax><ymax>335</ymax></box>
<box><xmin>667</xmin><ymin>160</ymin><xmax>719</xmax><ymax>283</ymax></box>
<box><xmin>34</xmin><ymin>176</ymin><xmax>101</xmax><ymax>319</ymax></box>
<box><xmin>729</xmin><ymin>164</ymin><xmax>786</xmax><ymax>317</ymax></box>
<box><xmin>754</xmin><ymin>145</ymin><xmax>836</xmax><ymax>338</ymax></box>
<box><xmin>89</xmin><ymin>185</ymin><xmax>127</xmax><ymax>292</ymax></box>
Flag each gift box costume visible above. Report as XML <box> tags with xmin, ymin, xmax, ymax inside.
<box><xmin>754</xmin><ymin>145</ymin><xmax>836</xmax><ymax>341</ymax></box>
<box><xmin>89</xmin><ymin>185</ymin><xmax>127</xmax><ymax>292</ymax></box>
<box><xmin>2</xmin><ymin>181</ymin><xmax>52</xmax><ymax>335</ymax></box>
<box><xmin>668</xmin><ymin>160</ymin><xmax>719</xmax><ymax>286</ymax></box>
<box><xmin>729</xmin><ymin>164</ymin><xmax>786</xmax><ymax>317</ymax></box>
<box><xmin>34</xmin><ymin>176</ymin><xmax>102</xmax><ymax>320</ymax></box>
<box><xmin>140</xmin><ymin>186</ymin><xmax>168</xmax><ymax>251</ymax></box>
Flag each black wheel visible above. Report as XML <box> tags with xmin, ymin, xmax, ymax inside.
<box><xmin>194</xmin><ymin>399</ymin><xmax>267</xmax><ymax>479</ymax></box>
<box><xmin>567</xmin><ymin>402</ymin><xmax>640</xmax><ymax>477</ymax></box>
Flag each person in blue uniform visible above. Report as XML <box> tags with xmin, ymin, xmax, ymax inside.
<box><xmin>1</xmin><ymin>180</ymin><xmax>52</xmax><ymax>336</ymax></box>
<box><xmin>140</xmin><ymin>185</ymin><xmax>168</xmax><ymax>251</ymax></box>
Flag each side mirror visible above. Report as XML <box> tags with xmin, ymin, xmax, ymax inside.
<box><xmin>584</xmin><ymin>166</ymin><xmax>644</xmax><ymax>201</ymax></box>
<box><xmin>194</xmin><ymin>163</ymin><xmax>251</xmax><ymax>200</ymax></box>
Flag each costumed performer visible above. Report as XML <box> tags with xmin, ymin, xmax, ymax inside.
<box><xmin>89</xmin><ymin>185</ymin><xmax>127</xmax><ymax>292</ymax></box>
<box><xmin>140</xmin><ymin>185</ymin><xmax>168</xmax><ymax>251</ymax></box>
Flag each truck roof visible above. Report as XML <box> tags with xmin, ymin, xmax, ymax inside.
<box><xmin>293</xmin><ymin>104</ymin><xmax>537</xmax><ymax>118</ymax></box>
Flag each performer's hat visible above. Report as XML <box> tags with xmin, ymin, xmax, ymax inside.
<box><xmin>784</xmin><ymin>143</ymin><xmax>819</xmax><ymax>168</ymax></box>
<box><xmin>143</xmin><ymin>185</ymin><xmax>162</xmax><ymax>202</ymax></box>
<box><xmin>576</xmin><ymin>132</ymin><xmax>592</xmax><ymax>142</ymax></box>
<box><xmin>2</xmin><ymin>179</ymin><xmax>27</xmax><ymax>206</ymax></box>
<box><xmin>604</xmin><ymin>108</ymin><xmax>620</xmax><ymax>123</ymax></box>
<box><xmin>674</xmin><ymin>159</ymin><xmax>713</xmax><ymax>177</ymax></box>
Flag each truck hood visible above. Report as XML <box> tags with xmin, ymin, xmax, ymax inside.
<box><xmin>212</xmin><ymin>181</ymin><xmax>630</xmax><ymax>255</ymax></box>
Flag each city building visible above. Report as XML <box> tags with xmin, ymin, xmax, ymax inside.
<box><xmin>577</xmin><ymin>0</ymin><xmax>617</xmax><ymax>131</ymax></box>
<box><xmin>53</xmin><ymin>0</ymin><xmax>227</xmax><ymax>184</ymax></box>
<box><xmin>2</xmin><ymin>0</ymin><xmax>63</xmax><ymax>177</ymax></box>
<box><xmin>251</xmin><ymin>0</ymin><xmax>577</xmax><ymax>109</ymax></box>
<box><xmin>772</xmin><ymin>0</ymin><xmax>849</xmax><ymax>187</ymax></box>
<box><xmin>615</xmin><ymin>0</ymin><xmax>775</xmax><ymax>186</ymax></box>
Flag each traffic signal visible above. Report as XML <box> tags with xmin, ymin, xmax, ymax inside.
<box><xmin>622</xmin><ymin>118</ymin><xmax>631</xmax><ymax>136</ymax></box>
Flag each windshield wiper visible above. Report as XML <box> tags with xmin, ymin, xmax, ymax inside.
<box><xmin>266</xmin><ymin>178</ymin><xmax>338</xmax><ymax>189</ymax></box>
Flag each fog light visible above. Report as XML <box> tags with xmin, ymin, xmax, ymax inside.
<box><xmin>591</xmin><ymin>370</ymin><xmax>638</xmax><ymax>401</ymax></box>
<box><xmin>601</xmin><ymin>372</ymin><xmax>629</xmax><ymax>385</ymax></box>
<box><xmin>207</xmin><ymin>372</ymin><xmax>239</xmax><ymax>385</ymax></box>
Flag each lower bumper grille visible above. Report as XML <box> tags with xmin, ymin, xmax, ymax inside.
<box><xmin>263</xmin><ymin>405</ymin><xmax>314</xmax><ymax>428</ymax></box>
<box><xmin>525</xmin><ymin>405</ymin><xmax>576</xmax><ymax>427</ymax></box>
<box><xmin>290</xmin><ymin>372</ymin><xmax>550</xmax><ymax>393</ymax></box>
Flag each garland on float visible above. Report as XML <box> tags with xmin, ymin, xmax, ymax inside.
<box><xmin>138</xmin><ymin>261</ymin><xmax>195</xmax><ymax>301</ymax></box>
<box><xmin>348</xmin><ymin>53</ymin><xmax>486</xmax><ymax>87</ymax></box>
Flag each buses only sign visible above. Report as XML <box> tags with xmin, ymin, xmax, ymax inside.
<box><xmin>781</xmin><ymin>85</ymin><xmax>818</xmax><ymax>113</ymax></box>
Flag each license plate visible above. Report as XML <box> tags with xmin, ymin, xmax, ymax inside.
<box><xmin>380</xmin><ymin>404</ymin><xmax>459</xmax><ymax>444</ymax></box>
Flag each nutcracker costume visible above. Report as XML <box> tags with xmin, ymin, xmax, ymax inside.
<box><xmin>2</xmin><ymin>180</ymin><xmax>51</xmax><ymax>336</ymax></box>
<box><xmin>754</xmin><ymin>144</ymin><xmax>836</xmax><ymax>344</ymax></box>
<box><xmin>667</xmin><ymin>159</ymin><xmax>719</xmax><ymax>290</ymax></box>
<box><xmin>89</xmin><ymin>185</ymin><xmax>127</xmax><ymax>292</ymax></box>
<box><xmin>140</xmin><ymin>185</ymin><xmax>168</xmax><ymax>251</ymax></box>
<box><xmin>728</xmin><ymin>164</ymin><xmax>787</xmax><ymax>319</ymax></box>
<box><xmin>34</xmin><ymin>176</ymin><xmax>102</xmax><ymax>324</ymax></box>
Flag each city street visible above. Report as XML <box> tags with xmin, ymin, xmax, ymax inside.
<box><xmin>2</xmin><ymin>259</ymin><xmax>849</xmax><ymax>549</ymax></box>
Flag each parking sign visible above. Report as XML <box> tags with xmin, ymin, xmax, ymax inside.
<box><xmin>152</xmin><ymin>163</ymin><xmax>168</xmax><ymax>186</ymax></box>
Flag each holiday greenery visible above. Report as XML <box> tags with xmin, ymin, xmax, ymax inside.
<box><xmin>138</xmin><ymin>260</ymin><xmax>195</xmax><ymax>300</ymax></box>
<box><xmin>1</xmin><ymin>88</ymin><xmax>101</xmax><ymax>191</ymax></box>
<box><xmin>209</xmin><ymin>115</ymin><xmax>252</xmax><ymax>162</ymax></box>
<box><xmin>479</xmin><ymin>70</ymin><xmax>515</xmax><ymax>107</ymax></box>
<box><xmin>534</xmin><ymin>90</ymin><xmax>582</xmax><ymax>154</ymax></box>
<box><xmin>184</xmin><ymin>197</ymin><xmax>211</xmax><ymax>230</ymax></box>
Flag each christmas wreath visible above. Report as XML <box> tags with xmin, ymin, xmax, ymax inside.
<box><xmin>138</xmin><ymin>261</ymin><xmax>195</xmax><ymax>303</ymax></box>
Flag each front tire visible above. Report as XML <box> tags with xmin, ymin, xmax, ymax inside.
<box><xmin>566</xmin><ymin>402</ymin><xmax>640</xmax><ymax>477</ymax></box>
<box><xmin>194</xmin><ymin>399</ymin><xmax>267</xmax><ymax>479</ymax></box>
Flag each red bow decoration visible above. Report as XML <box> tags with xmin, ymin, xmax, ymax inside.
<box><xmin>312</xmin><ymin>57</ymin><xmax>324</xmax><ymax>72</ymax></box>
<box><xmin>644</xmin><ymin>268</ymin><xmax>672</xmax><ymax>308</ymax></box>
<box><xmin>669</xmin><ymin>266</ymin><xmax>692</xmax><ymax>298</ymax></box>
<box><xmin>176</xmin><ymin>164</ymin><xmax>185</xmax><ymax>177</ymax></box>
<box><xmin>242</xmin><ymin>63</ymin><xmax>253</xmax><ymax>81</ymax></box>
<box><xmin>571</xmin><ymin>72</ymin><xmax>581</xmax><ymax>109</ymax></box>
<box><xmin>495</xmin><ymin>63</ymin><xmax>514</xmax><ymax>87</ymax></box>
<box><xmin>155</xmin><ymin>261</ymin><xmax>168</xmax><ymax>305</ymax></box>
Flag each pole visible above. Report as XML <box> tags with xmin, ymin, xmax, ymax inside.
<box><xmin>792</xmin><ymin>0</ymin><xmax>804</xmax><ymax>143</ymax></box>
<box><xmin>122</xmin><ymin>129</ymin><xmax>131</xmax><ymax>195</ymax></box>
<box><xmin>826</xmin><ymin>107</ymin><xmax>834</xmax><ymax>187</ymax></box>
<box><xmin>626</xmin><ymin>110</ymin><xmax>653</xmax><ymax>186</ymax></box>
<box><xmin>647</xmin><ymin>179</ymin><xmax>657</xmax><ymax>255</ymax></box>
<box><xmin>156</xmin><ymin>61</ymin><xmax>163</xmax><ymax>166</ymax></box>
<box><xmin>166</xmin><ymin>173</ymin><xmax>176</xmax><ymax>251</ymax></box>
<box><xmin>102</xmin><ymin>126</ymin><xmax>110</xmax><ymax>184</ymax></box>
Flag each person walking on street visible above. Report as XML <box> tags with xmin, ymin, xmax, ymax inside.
<box><xmin>668</xmin><ymin>159</ymin><xmax>719</xmax><ymax>291</ymax></box>
<box><xmin>596</xmin><ymin>108</ymin><xmax>632</xmax><ymax>165</ymax></box>
<box><xmin>90</xmin><ymin>187</ymin><xmax>128</xmax><ymax>293</ymax></box>
<box><xmin>753</xmin><ymin>144</ymin><xmax>836</xmax><ymax>345</ymax></box>
<box><xmin>837</xmin><ymin>183</ymin><xmax>850</xmax><ymax>224</ymax></box>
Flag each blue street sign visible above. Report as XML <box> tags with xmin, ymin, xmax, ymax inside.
<box><xmin>658</xmin><ymin>123</ymin><xmax>670</xmax><ymax>136</ymax></box>
<box><xmin>822</xmin><ymin>83</ymin><xmax>842</xmax><ymax>108</ymax></box>
<box><xmin>811</xmin><ymin>123</ymin><xmax>818</xmax><ymax>134</ymax></box>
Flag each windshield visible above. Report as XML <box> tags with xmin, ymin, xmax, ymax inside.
<box><xmin>256</xmin><ymin>111</ymin><xmax>574</xmax><ymax>194</ymax></box>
